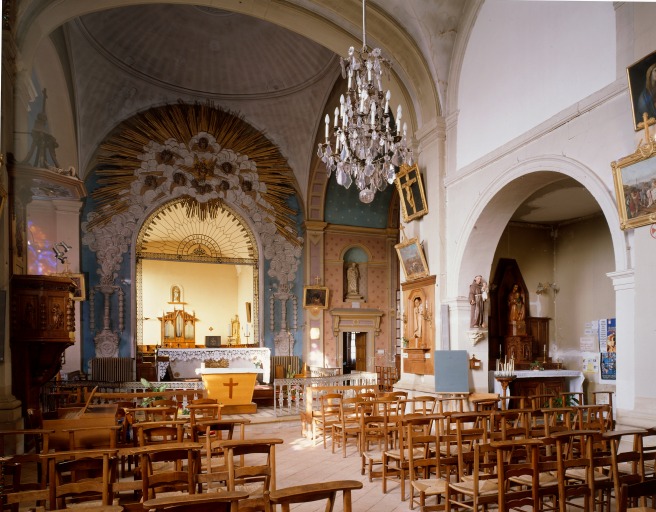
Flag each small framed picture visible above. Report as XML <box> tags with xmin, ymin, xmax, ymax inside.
<box><xmin>395</xmin><ymin>163</ymin><xmax>428</xmax><ymax>222</ymax></box>
<box><xmin>303</xmin><ymin>286</ymin><xmax>329</xmax><ymax>309</ymax></box>
<box><xmin>395</xmin><ymin>237</ymin><xmax>429</xmax><ymax>282</ymax></box>
<box><xmin>628</xmin><ymin>50</ymin><xmax>656</xmax><ymax>130</ymax></box>
<box><xmin>69</xmin><ymin>273</ymin><xmax>86</xmax><ymax>301</ymax></box>
<box><xmin>611</xmin><ymin>142</ymin><xmax>656</xmax><ymax>230</ymax></box>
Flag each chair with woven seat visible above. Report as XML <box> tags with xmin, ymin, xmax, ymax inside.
<box><xmin>493</xmin><ymin>438</ymin><xmax>542</xmax><ymax>511</ymax></box>
<box><xmin>552</xmin><ymin>429</ymin><xmax>598</xmax><ymax>512</ymax></box>
<box><xmin>408</xmin><ymin>416</ymin><xmax>458</xmax><ymax>511</ymax></box>
<box><xmin>312</xmin><ymin>393</ymin><xmax>342</xmax><ymax>448</ymax></box>
<box><xmin>220</xmin><ymin>438</ymin><xmax>284</xmax><ymax>512</ymax></box>
<box><xmin>263</xmin><ymin>480</ymin><xmax>363</xmax><ymax>512</ymax></box>
<box><xmin>359</xmin><ymin>409</ymin><xmax>394</xmax><ymax>482</ymax></box>
<box><xmin>382</xmin><ymin>414</ymin><xmax>437</xmax><ymax>501</ymax></box>
<box><xmin>444</xmin><ymin>441</ymin><xmax>499</xmax><ymax>512</ymax></box>
<box><xmin>603</xmin><ymin>429</ymin><xmax>648</xmax><ymax>512</ymax></box>
<box><xmin>332</xmin><ymin>396</ymin><xmax>364</xmax><ymax>457</ymax></box>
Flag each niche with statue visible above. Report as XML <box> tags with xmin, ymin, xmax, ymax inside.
<box><xmin>401</xmin><ymin>275</ymin><xmax>436</xmax><ymax>375</ymax></box>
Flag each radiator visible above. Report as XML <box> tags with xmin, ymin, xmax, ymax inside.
<box><xmin>90</xmin><ymin>357</ymin><xmax>133</xmax><ymax>382</ymax></box>
<box><xmin>271</xmin><ymin>356</ymin><xmax>301</xmax><ymax>379</ymax></box>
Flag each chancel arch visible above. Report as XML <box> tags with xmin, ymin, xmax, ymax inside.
<box><xmin>81</xmin><ymin>102</ymin><xmax>303</xmax><ymax>367</ymax></box>
<box><xmin>134</xmin><ymin>199</ymin><xmax>259</xmax><ymax>351</ymax></box>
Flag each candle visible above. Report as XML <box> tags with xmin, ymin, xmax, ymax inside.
<box><xmin>544</xmin><ymin>344</ymin><xmax>547</xmax><ymax>355</ymax></box>
<box><xmin>325</xmin><ymin>115</ymin><xmax>329</xmax><ymax>140</ymax></box>
<box><xmin>334</xmin><ymin>108</ymin><xmax>339</xmax><ymax>127</ymax></box>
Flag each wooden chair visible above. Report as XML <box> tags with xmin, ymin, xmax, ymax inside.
<box><xmin>263</xmin><ymin>480</ymin><xmax>363</xmax><ymax>512</ymax></box>
<box><xmin>618</xmin><ymin>478</ymin><xmax>656</xmax><ymax>512</ymax></box>
<box><xmin>493</xmin><ymin>438</ymin><xmax>542</xmax><ymax>511</ymax></box>
<box><xmin>134</xmin><ymin>442</ymin><xmax>202</xmax><ymax>501</ymax></box>
<box><xmin>312</xmin><ymin>393</ymin><xmax>342</xmax><ymax>448</ymax></box>
<box><xmin>552</xmin><ymin>430</ymin><xmax>598</xmax><ymax>512</ymax></box>
<box><xmin>220</xmin><ymin>438</ymin><xmax>284</xmax><ymax>512</ymax></box>
<box><xmin>408</xmin><ymin>416</ymin><xmax>458</xmax><ymax>511</ymax></box>
<box><xmin>331</xmin><ymin>396</ymin><xmax>363</xmax><ymax>457</ymax></box>
<box><xmin>450</xmin><ymin>411</ymin><xmax>491</xmax><ymax>482</ymax></box>
<box><xmin>145</xmin><ymin>401</ymin><xmax>179</xmax><ymax>423</ymax></box>
<box><xmin>604</xmin><ymin>429</ymin><xmax>648</xmax><ymax>511</ymax></box>
<box><xmin>43</xmin><ymin>448</ymin><xmax>119</xmax><ymax>510</ymax></box>
<box><xmin>382</xmin><ymin>414</ymin><xmax>437</xmax><ymax>501</ymax></box>
<box><xmin>194</xmin><ymin>418</ymin><xmax>250</xmax><ymax>492</ymax></box>
<box><xmin>444</xmin><ymin>441</ymin><xmax>499</xmax><ymax>512</ymax></box>
<box><xmin>359</xmin><ymin>410</ymin><xmax>394</xmax><ymax>482</ymax></box>
<box><xmin>142</xmin><ymin>490</ymin><xmax>249</xmax><ymax>512</ymax></box>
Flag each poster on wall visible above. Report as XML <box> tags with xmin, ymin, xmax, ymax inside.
<box><xmin>601</xmin><ymin>352</ymin><xmax>616</xmax><ymax>380</ymax></box>
<box><xmin>599</xmin><ymin>318</ymin><xmax>616</xmax><ymax>353</ymax></box>
<box><xmin>581</xmin><ymin>352</ymin><xmax>599</xmax><ymax>374</ymax></box>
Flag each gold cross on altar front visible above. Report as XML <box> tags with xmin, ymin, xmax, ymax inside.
<box><xmin>223</xmin><ymin>377</ymin><xmax>239</xmax><ymax>399</ymax></box>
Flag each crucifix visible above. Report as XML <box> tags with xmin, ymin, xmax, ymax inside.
<box><xmin>223</xmin><ymin>377</ymin><xmax>239</xmax><ymax>399</ymax></box>
<box><xmin>400</xmin><ymin>174</ymin><xmax>417</xmax><ymax>214</ymax></box>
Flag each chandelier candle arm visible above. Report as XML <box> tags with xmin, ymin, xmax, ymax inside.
<box><xmin>317</xmin><ymin>0</ymin><xmax>412</xmax><ymax>204</ymax></box>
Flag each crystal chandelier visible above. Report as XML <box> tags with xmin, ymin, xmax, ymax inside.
<box><xmin>317</xmin><ymin>0</ymin><xmax>413</xmax><ymax>204</ymax></box>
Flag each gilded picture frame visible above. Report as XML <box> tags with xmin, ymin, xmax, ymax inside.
<box><xmin>611</xmin><ymin>141</ymin><xmax>656</xmax><ymax>230</ymax></box>
<box><xmin>627</xmin><ymin>50</ymin><xmax>656</xmax><ymax>131</ymax></box>
<box><xmin>303</xmin><ymin>286</ymin><xmax>329</xmax><ymax>309</ymax></box>
<box><xmin>395</xmin><ymin>164</ymin><xmax>428</xmax><ymax>222</ymax></box>
<box><xmin>69</xmin><ymin>273</ymin><xmax>86</xmax><ymax>301</ymax></box>
<box><xmin>395</xmin><ymin>237</ymin><xmax>429</xmax><ymax>282</ymax></box>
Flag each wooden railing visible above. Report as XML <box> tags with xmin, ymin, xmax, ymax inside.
<box><xmin>272</xmin><ymin>372</ymin><xmax>378</xmax><ymax>417</ymax></box>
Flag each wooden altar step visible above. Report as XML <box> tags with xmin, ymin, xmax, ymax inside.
<box><xmin>222</xmin><ymin>402</ymin><xmax>257</xmax><ymax>415</ymax></box>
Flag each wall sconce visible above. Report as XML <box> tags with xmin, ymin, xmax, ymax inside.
<box><xmin>536</xmin><ymin>282</ymin><xmax>560</xmax><ymax>295</ymax></box>
<box><xmin>310</xmin><ymin>327</ymin><xmax>321</xmax><ymax>340</ymax></box>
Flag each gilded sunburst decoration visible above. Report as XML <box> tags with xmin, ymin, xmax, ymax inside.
<box><xmin>82</xmin><ymin>103</ymin><xmax>303</xmax><ymax>286</ymax></box>
<box><xmin>90</xmin><ymin>102</ymin><xmax>299</xmax><ymax>245</ymax></box>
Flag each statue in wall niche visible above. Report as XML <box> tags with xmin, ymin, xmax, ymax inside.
<box><xmin>345</xmin><ymin>262</ymin><xmax>363</xmax><ymax>300</ymax></box>
<box><xmin>469</xmin><ymin>275</ymin><xmax>488</xmax><ymax>329</ymax></box>
<box><xmin>508</xmin><ymin>284</ymin><xmax>526</xmax><ymax>324</ymax></box>
<box><xmin>413</xmin><ymin>296</ymin><xmax>423</xmax><ymax>347</ymax></box>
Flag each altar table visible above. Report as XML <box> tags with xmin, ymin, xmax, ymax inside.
<box><xmin>488</xmin><ymin>369</ymin><xmax>584</xmax><ymax>396</ymax></box>
<box><xmin>156</xmin><ymin>347</ymin><xmax>270</xmax><ymax>383</ymax></box>
<box><xmin>196</xmin><ymin>369</ymin><xmax>259</xmax><ymax>408</ymax></box>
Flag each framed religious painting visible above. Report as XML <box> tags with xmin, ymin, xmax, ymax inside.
<box><xmin>611</xmin><ymin>140</ymin><xmax>656</xmax><ymax>230</ymax></box>
<box><xmin>627</xmin><ymin>50</ymin><xmax>656</xmax><ymax>130</ymax></box>
<box><xmin>395</xmin><ymin>237</ymin><xmax>429</xmax><ymax>282</ymax></box>
<box><xmin>69</xmin><ymin>273</ymin><xmax>86</xmax><ymax>301</ymax></box>
<box><xmin>303</xmin><ymin>286</ymin><xmax>329</xmax><ymax>309</ymax></box>
<box><xmin>394</xmin><ymin>163</ymin><xmax>428</xmax><ymax>222</ymax></box>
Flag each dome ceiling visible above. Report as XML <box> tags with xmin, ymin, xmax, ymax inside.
<box><xmin>77</xmin><ymin>4</ymin><xmax>335</xmax><ymax>96</ymax></box>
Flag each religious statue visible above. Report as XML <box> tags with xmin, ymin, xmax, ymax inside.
<box><xmin>345</xmin><ymin>262</ymin><xmax>362</xmax><ymax>299</ymax></box>
<box><xmin>508</xmin><ymin>284</ymin><xmax>526</xmax><ymax>323</ymax></box>
<box><xmin>413</xmin><ymin>296</ymin><xmax>423</xmax><ymax>346</ymax></box>
<box><xmin>469</xmin><ymin>275</ymin><xmax>488</xmax><ymax>328</ymax></box>
<box><xmin>171</xmin><ymin>285</ymin><xmax>181</xmax><ymax>303</ymax></box>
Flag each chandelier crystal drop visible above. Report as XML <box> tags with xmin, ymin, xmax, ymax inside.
<box><xmin>317</xmin><ymin>0</ymin><xmax>413</xmax><ymax>204</ymax></box>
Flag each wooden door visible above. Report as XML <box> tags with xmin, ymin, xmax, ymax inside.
<box><xmin>355</xmin><ymin>333</ymin><xmax>367</xmax><ymax>371</ymax></box>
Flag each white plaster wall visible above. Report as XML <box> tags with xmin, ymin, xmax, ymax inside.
<box><xmin>633</xmin><ymin>227</ymin><xmax>656</xmax><ymax>399</ymax></box>
<box><xmin>141</xmin><ymin>260</ymin><xmax>252</xmax><ymax>345</ymax></box>
<box><xmin>457</xmin><ymin>1</ymin><xmax>615</xmax><ymax>169</ymax></box>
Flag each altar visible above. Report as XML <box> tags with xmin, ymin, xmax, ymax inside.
<box><xmin>156</xmin><ymin>347</ymin><xmax>270</xmax><ymax>383</ymax></box>
<box><xmin>196</xmin><ymin>368</ymin><xmax>259</xmax><ymax>413</ymax></box>
<box><xmin>488</xmin><ymin>369</ymin><xmax>585</xmax><ymax>397</ymax></box>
